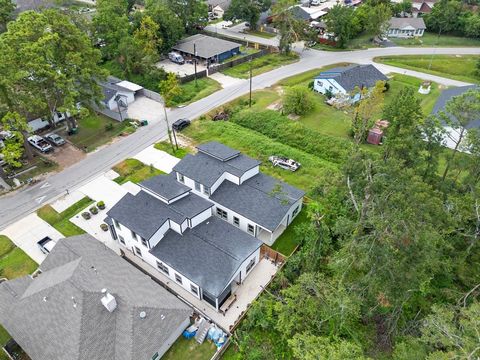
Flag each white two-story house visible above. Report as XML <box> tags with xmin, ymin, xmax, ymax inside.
<box><xmin>106</xmin><ymin>142</ymin><xmax>304</xmax><ymax>312</ymax></box>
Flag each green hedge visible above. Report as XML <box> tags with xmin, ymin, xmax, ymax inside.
<box><xmin>230</xmin><ymin>110</ymin><xmax>352</xmax><ymax>165</ymax></box>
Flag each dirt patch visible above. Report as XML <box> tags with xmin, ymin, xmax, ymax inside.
<box><xmin>267</xmin><ymin>100</ymin><xmax>283</xmax><ymax>111</ymax></box>
<box><xmin>43</xmin><ymin>143</ymin><xmax>86</xmax><ymax>169</ymax></box>
<box><xmin>287</xmin><ymin>114</ymin><xmax>300</xmax><ymax>121</ymax></box>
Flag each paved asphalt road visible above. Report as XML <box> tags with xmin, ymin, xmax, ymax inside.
<box><xmin>1</xmin><ymin>46</ymin><xmax>480</xmax><ymax>230</ymax></box>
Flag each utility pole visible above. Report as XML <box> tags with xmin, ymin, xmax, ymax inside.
<box><xmin>194</xmin><ymin>42</ymin><xmax>198</xmax><ymax>87</ymax></box>
<box><xmin>249</xmin><ymin>57</ymin><xmax>252</xmax><ymax>108</ymax></box>
<box><xmin>161</xmin><ymin>100</ymin><xmax>176</xmax><ymax>152</ymax></box>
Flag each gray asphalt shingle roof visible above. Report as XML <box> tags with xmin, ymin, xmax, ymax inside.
<box><xmin>140</xmin><ymin>173</ymin><xmax>191</xmax><ymax>202</ymax></box>
<box><xmin>172</xmin><ymin>34</ymin><xmax>241</xmax><ymax>59</ymax></box>
<box><xmin>315</xmin><ymin>64</ymin><xmax>388</xmax><ymax>93</ymax></box>
<box><xmin>107</xmin><ymin>190</ymin><xmax>213</xmax><ymax>240</ymax></box>
<box><xmin>432</xmin><ymin>85</ymin><xmax>480</xmax><ymax>129</ymax></box>
<box><xmin>197</xmin><ymin>142</ymin><xmax>240</xmax><ymax>161</ymax></box>
<box><xmin>211</xmin><ymin>172</ymin><xmax>304</xmax><ymax>231</ymax></box>
<box><xmin>173</xmin><ymin>145</ymin><xmax>261</xmax><ymax>188</ymax></box>
<box><xmin>0</xmin><ymin>235</ymin><xmax>191</xmax><ymax>360</ymax></box>
<box><xmin>150</xmin><ymin>217</ymin><xmax>262</xmax><ymax>297</ymax></box>
<box><xmin>389</xmin><ymin>17</ymin><xmax>426</xmax><ymax>30</ymax></box>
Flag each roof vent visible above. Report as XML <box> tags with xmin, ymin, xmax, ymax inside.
<box><xmin>43</xmin><ymin>296</ymin><xmax>48</xmax><ymax>302</ymax></box>
<box><xmin>101</xmin><ymin>291</ymin><xmax>117</xmax><ymax>312</ymax></box>
<box><xmin>139</xmin><ymin>311</ymin><xmax>147</xmax><ymax>319</ymax></box>
<box><xmin>161</xmin><ymin>314</ymin><xmax>165</xmax><ymax>320</ymax></box>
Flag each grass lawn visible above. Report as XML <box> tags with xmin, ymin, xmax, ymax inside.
<box><xmin>37</xmin><ymin>197</ymin><xmax>94</xmax><ymax>237</ymax></box>
<box><xmin>222</xmin><ymin>53</ymin><xmax>299</xmax><ymax>79</ymax></box>
<box><xmin>154</xmin><ymin>141</ymin><xmax>192</xmax><ymax>158</ymax></box>
<box><xmin>0</xmin><ymin>235</ymin><xmax>38</xmax><ymax>357</ymax></box>
<box><xmin>162</xmin><ymin>336</ymin><xmax>217</xmax><ymax>360</ymax></box>
<box><xmin>375</xmin><ymin>55</ymin><xmax>479</xmax><ymax>84</ymax></box>
<box><xmin>271</xmin><ymin>208</ymin><xmax>309</xmax><ymax>256</ymax></box>
<box><xmin>12</xmin><ymin>156</ymin><xmax>59</xmax><ymax>183</ymax></box>
<box><xmin>171</xmin><ymin>78</ymin><xmax>222</xmax><ymax>107</ymax></box>
<box><xmin>347</xmin><ymin>32</ymin><xmax>377</xmax><ymax>49</ymax></box>
<box><xmin>61</xmin><ymin>112</ymin><xmax>133</xmax><ymax>152</ymax></box>
<box><xmin>391</xmin><ymin>32</ymin><xmax>480</xmax><ymax>47</ymax></box>
<box><xmin>113</xmin><ymin>159</ymin><xmax>164</xmax><ymax>184</ymax></box>
<box><xmin>245</xmin><ymin>29</ymin><xmax>276</xmax><ymax>38</ymax></box>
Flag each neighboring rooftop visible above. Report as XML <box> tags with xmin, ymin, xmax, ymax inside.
<box><xmin>432</xmin><ymin>85</ymin><xmax>480</xmax><ymax>129</ymax></box>
<box><xmin>389</xmin><ymin>17</ymin><xmax>426</xmax><ymax>30</ymax></box>
<box><xmin>0</xmin><ymin>234</ymin><xmax>191</xmax><ymax>360</ymax></box>
<box><xmin>107</xmin><ymin>190</ymin><xmax>213</xmax><ymax>240</ymax></box>
<box><xmin>140</xmin><ymin>173</ymin><xmax>191</xmax><ymax>202</ymax></box>
<box><xmin>150</xmin><ymin>217</ymin><xmax>262</xmax><ymax>297</ymax></box>
<box><xmin>315</xmin><ymin>64</ymin><xmax>388</xmax><ymax>93</ymax></box>
<box><xmin>211</xmin><ymin>172</ymin><xmax>305</xmax><ymax>231</ymax></box>
<box><xmin>172</xmin><ymin>34</ymin><xmax>241</xmax><ymax>60</ymax></box>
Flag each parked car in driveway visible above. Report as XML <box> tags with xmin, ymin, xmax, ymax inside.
<box><xmin>172</xmin><ymin>118</ymin><xmax>191</xmax><ymax>131</ymax></box>
<box><xmin>45</xmin><ymin>133</ymin><xmax>66</xmax><ymax>146</ymax></box>
<box><xmin>269</xmin><ymin>156</ymin><xmax>301</xmax><ymax>171</ymax></box>
<box><xmin>168</xmin><ymin>52</ymin><xmax>185</xmax><ymax>64</ymax></box>
<box><xmin>37</xmin><ymin>236</ymin><xmax>56</xmax><ymax>255</ymax></box>
<box><xmin>27</xmin><ymin>135</ymin><xmax>53</xmax><ymax>153</ymax></box>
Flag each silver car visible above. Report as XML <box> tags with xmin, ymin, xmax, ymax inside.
<box><xmin>45</xmin><ymin>133</ymin><xmax>66</xmax><ymax>146</ymax></box>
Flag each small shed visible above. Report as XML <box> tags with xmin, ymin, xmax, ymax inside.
<box><xmin>367</xmin><ymin>120</ymin><xmax>389</xmax><ymax>145</ymax></box>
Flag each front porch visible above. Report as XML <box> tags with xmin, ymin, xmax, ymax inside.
<box><xmin>257</xmin><ymin>224</ymin><xmax>286</xmax><ymax>245</ymax></box>
<box><xmin>122</xmin><ymin>251</ymin><xmax>280</xmax><ymax>332</ymax></box>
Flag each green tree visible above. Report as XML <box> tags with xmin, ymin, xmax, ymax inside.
<box><xmin>224</xmin><ymin>0</ymin><xmax>271</xmax><ymax>30</ymax></box>
<box><xmin>289</xmin><ymin>334</ymin><xmax>370</xmax><ymax>360</ymax></box>
<box><xmin>0</xmin><ymin>112</ymin><xmax>32</xmax><ymax>161</ymax></box>
<box><xmin>283</xmin><ymin>85</ymin><xmax>314</xmax><ymax>116</ymax></box>
<box><xmin>167</xmin><ymin>0</ymin><xmax>208</xmax><ymax>32</ymax></box>
<box><xmin>324</xmin><ymin>5</ymin><xmax>360</xmax><ymax>48</ymax></box>
<box><xmin>144</xmin><ymin>0</ymin><xmax>184</xmax><ymax>52</ymax></box>
<box><xmin>133</xmin><ymin>15</ymin><xmax>161</xmax><ymax>57</ymax></box>
<box><xmin>273</xmin><ymin>0</ymin><xmax>316</xmax><ymax>54</ymax></box>
<box><xmin>392</xmin><ymin>0</ymin><xmax>413</xmax><ymax>16</ymax></box>
<box><xmin>425</xmin><ymin>0</ymin><xmax>466</xmax><ymax>35</ymax></box>
<box><xmin>0</xmin><ymin>10</ymin><xmax>105</xmax><ymax>132</ymax></box>
<box><xmin>364</xmin><ymin>2</ymin><xmax>392</xmax><ymax>37</ymax></box>
<box><xmin>159</xmin><ymin>73</ymin><xmax>183</xmax><ymax>107</ymax></box>
<box><xmin>465</xmin><ymin>14</ymin><xmax>480</xmax><ymax>37</ymax></box>
<box><xmin>92</xmin><ymin>0</ymin><xmax>130</xmax><ymax>60</ymax></box>
<box><xmin>0</xmin><ymin>0</ymin><xmax>15</xmax><ymax>32</ymax></box>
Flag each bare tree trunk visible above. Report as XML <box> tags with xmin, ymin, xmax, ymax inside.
<box><xmin>442</xmin><ymin>127</ymin><xmax>465</xmax><ymax>182</ymax></box>
<box><xmin>22</xmin><ymin>131</ymin><xmax>33</xmax><ymax>161</ymax></box>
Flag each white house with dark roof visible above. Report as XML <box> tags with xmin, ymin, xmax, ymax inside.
<box><xmin>313</xmin><ymin>64</ymin><xmax>388</xmax><ymax>96</ymax></box>
<box><xmin>0</xmin><ymin>234</ymin><xmax>191</xmax><ymax>360</ymax></box>
<box><xmin>387</xmin><ymin>17</ymin><xmax>426</xmax><ymax>38</ymax></box>
<box><xmin>106</xmin><ymin>142</ymin><xmax>304</xmax><ymax>312</ymax></box>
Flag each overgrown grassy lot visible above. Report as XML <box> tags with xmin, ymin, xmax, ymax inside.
<box><xmin>171</xmin><ymin>78</ymin><xmax>222</xmax><ymax>106</ymax></box>
<box><xmin>162</xmin><ymin>336</ymin><xmax>217</xmax><ymax>360</ymax></box>
<box><xmin>390</xmin><ymin>32</ymin><xmax>480</xmax><ymax>47</ymax></box>
<box><xmin>113</xmin><ymin>159</ymin><xmax>164</xmax><ymax>184</ymax></box>
<box><xmin>154</xmin><ymin>141</ymin><xmax>192</xmax><ymax>158</ymax></box>
<box><xmin>245</xmin><ymin>29</ymin><xmax>277</xmax><ymax>38</ymax></box>
<box><xmin>37</xmin><ymin>197</ymin><xmax>93</xmax><ymax>236</ymax></box>
<box><xmin>12</xmin><ymin>156</ymin><xmax>59</xmax><ymax>183</ymax></box>
<box><xmin>60</xmin><ymin>112</ymin><xmax>133</xmax><ymax>152</ymax></box>
<box><xmin>375</xmin><ymin>55</ymin><xmax>479</xmax><ymax>84</ymax></box>
<box><xmin>222</xmin><ymin>53</ymin><xmax>299</xmax><ymax>79</ymax></box>
<box><xmin>0</xmin><ymin>235</ymin><xmax>38</xmax><ymax>358</ymax></box>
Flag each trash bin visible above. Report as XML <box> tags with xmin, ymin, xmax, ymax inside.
<box><xmin>68</xmin><ymin>127</ymin><xmax>78</xmax><ymax>135</ymax></box>
<box><xmin>140</xmin><ymin>120</ymin><xmax>148</xmax><ymax>126</ymax></box>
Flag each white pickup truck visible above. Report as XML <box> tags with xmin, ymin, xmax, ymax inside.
<box><xmin>37</xmin><ymin>237</ymin><xmax>56</xmax><ymax>255</ymax></box>
<box><xmin>27</xmin><ymin>135</ymin><xmax>53</xmax><ymax>153</ymax></box>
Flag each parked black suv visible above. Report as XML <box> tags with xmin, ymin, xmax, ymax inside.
<box><xmin>172</xmin><ymin>118</ymin><xmax>191</xmax><ymax>131</ymax></box>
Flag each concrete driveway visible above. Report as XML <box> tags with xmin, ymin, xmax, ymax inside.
<box><xmin>133</xmin><ymin>146</ymin><xmax>180</xmax><ymax>173</ymax></box>
<box><xmin>157</xmin><ymin>59</ymin><xmax>207</xmax><ymax>77</ymax></box>
<box><xmin>127</xmin><ymin>96</ymin><xmax>166</xmax><ymax>125</ymax></box>
<box><xmin>0</xmin><ymin>213</ymin><xmax>64</xmax><ymax>264</ymax></box>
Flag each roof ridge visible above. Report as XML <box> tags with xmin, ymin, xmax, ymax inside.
<box><xmin>190</xmin><ymin>227</ymin><xmax>240</xmax><ymax>261</ymax></box>
<box><xmin>244</xmin><ymin>174</ymin><xmax>295</xmax><ymax>203</ymax></box>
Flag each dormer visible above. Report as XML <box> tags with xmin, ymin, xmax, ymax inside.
<box><xmin>139</xmin><ymin>174</ymin><xmax>191</xmax><ymax>204</ymax></box>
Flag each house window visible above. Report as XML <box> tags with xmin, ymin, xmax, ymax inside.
<box><xmin>141</xmin><ymin>237</ymin><xmax>148</xmax><ymax>248</ymax></box>
<box><xmin>178</xmin><ymin>173</ymin><xmax>185</xmax><ymax>183</ymax></box>
<box><xmin>233</xmin><ymin>216</ymin><xmax>240</xmax><ymax>227</ymax></box>
<box><xmin>329</xmin><ymin>86</ymin><xmax>333</xmax><ymax>91</ymax></box>
<box><xmin>114</xmin><ymin>219</ymin><xmax>121</xmax><ymax>230</ymax></box>
<box><xmin>175</xmin><ymin>273</ymin><xmax>183</xmax><ymax>284</ymax></box>
<box><xmin>216</xmin><ymin>207</ymin><xmax>227</xmax><ymax>220</ymax></box>
<box><xmin>246</xmin><ymin>257</ymin><xmax>256</xmax><ymax>274</ymax></box>
<box><xmin>292</xmin><ymin>206</ymin><xmax>300</xmax><ymax>217</ymax></box>
<box><xmin>152</xmin><ymin>353</ymin><xmax>159</xmax><ymax>360</ymax></box>
<box><xmin>247</xmin><ymin>224</ymin><xmax>255</xmax><ymax>235</ymax></box>
<box><xmin>156</xmin><ymin>261</ymin><xmax>169</xmax><ymax>275</ymax></box>
<box><xmin>194</xmin><ymin>181</ymin><xmax>201</xmax><ymax>191</ymax></box>
<box><xmin>131</xmin><ymin>230</ymin><xmax>137</xmax><ymax>240</ymax></box>
<box><xmin>119</xmin><ymin>236</ymin><xmax>125</xmax><ymax>245</ymax></box>
<box><xmin>203</xmin><ymin>185</ymin><xmax>210</xmax><ymax>196</ymax></box>
<box><xmin>318</xmin><ymin>81</ymin><xmax>323</xmax><ymax>87</ymax></box>
<box><xmin>134</xmin><ymin>246</ymin><xmax>142</xmax><ymax>257</ymax></box>
<box><xmin>190</xmin><ymin>284</ymin><xmax>199</xmax><ymax>296</ymax></box>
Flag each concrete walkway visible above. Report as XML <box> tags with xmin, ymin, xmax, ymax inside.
<box><xmin>132</xmin><ymin>146</ymin><xmax>180</xmax><ymax>174</ymax></box>
<box><xmin>209</xmin><ymin>73</ymin><xmax>247</xmax><ymax>88</ymax></box>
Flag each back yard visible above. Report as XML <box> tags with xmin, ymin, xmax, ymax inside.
<box><xmin>375</xmin><ymin>55</ymin><xmax>479</xmax><ymax>84</ymax></box>
<box><xmin>222</xmin><ymin>53</ymin><xmax>299</xmax><ymax>79</ymax></box>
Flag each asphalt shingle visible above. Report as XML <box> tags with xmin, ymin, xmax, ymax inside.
<box><xmin>315</xmin><ymin>64</ymin><xmax>388</xmax><ymax>93</ymax></box>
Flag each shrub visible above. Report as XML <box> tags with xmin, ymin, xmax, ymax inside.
<box><xmin>81</xmin><ymin>212</ymin><xmax>91</xmax><ymax>220</ymax></box>
<box><xmin>100</xmin><ymin>223</ymin><xmax>109</xmax><ymax>231</ymax></box>
<box><xmin>97</xmin><ymin>201</ymin><xmax>106</xmax><ymax>210</ymax></box>
<box><xmin>230</xmin><ymin>110</ymin><xmax>351</xmax><ymax>165</ymax></box>
<box><xmin>105</xmin><ymin>123</ymin><xmax>114</xmax><ymax>131</ymax></box>
<box><xmin>283</xmin><ymin>86</ymin><xmax>315</xmax><ymax>116</ymax></box>
<box><xmin>89</xmin><ymin>206</ymin><xmax>98</xmax><ymax>215</ymax></box>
